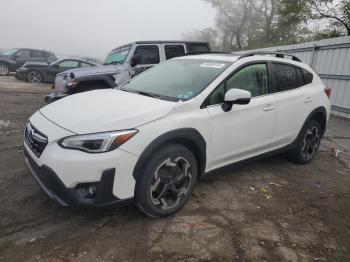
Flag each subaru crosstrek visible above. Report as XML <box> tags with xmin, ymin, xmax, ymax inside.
<box><xmin>24</xmin><ymin>52</ymin><xmax>331</xmax><ymax>217</ymax></box>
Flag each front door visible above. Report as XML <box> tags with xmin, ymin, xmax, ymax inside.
<box><xmin>205</xmin><ymin>63</ymin><xmax>275</xmax><ymax>169</ymax></box>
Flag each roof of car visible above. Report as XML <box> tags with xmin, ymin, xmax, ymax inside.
<box><xmin>53</xmin><ymin>58</ymin><xmax>98</xmax><ymax>65</ymax></box>
<box><xmin>175</xmin><ymin>52</ymin><xmax>304</xmax><ymax>65</ymax></box>
<box><xmin>134</xmin><ymin>40</ymin><xmax>209</xmax><ymax>45</ymax></box>
<box><xmin>175</xmin><ymin>53</ymin><xmax>240</xmax><ymax>62</ymax></box>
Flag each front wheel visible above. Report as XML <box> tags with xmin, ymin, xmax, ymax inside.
<box><xmin>27</xmin><ymin>70</ymin><xmax>43</xmax><ymax>83</ymax></box>
<box><xmin>0</xmin><ymin>63</ymin><xmax>9</xmax><ymax>76</ymax></box>
<box><xmin>288</xmin><ymin>120</ymin><xmax>322</xmax><ymax>164</ymax></box>
<box><xmin>135</xmin><ymin>144</ymin><xmax>198</xmax><ymax>218</ymax></box>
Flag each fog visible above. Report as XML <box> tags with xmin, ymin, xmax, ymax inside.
<box><xmin>0</xmin><ymin>0</ymin><xmax>215</xmax><ymax>59</ymax></box>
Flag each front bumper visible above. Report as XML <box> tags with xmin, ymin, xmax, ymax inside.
<box><xmin>24</xmin><ymin>149</ymin><xmax>132</xmax><ymax>207</ymax></box>
<box><xmin>44</xmin><ymin>91</ymin><xmax>68</xmax><ymax>103</ymax></box>
<box><xmin>15</xmin><ymin>69</ymin><xmax>28</xmax><ymax>80</ymax></box>
<box><xmin>24</xmin><ymin>111</ymin><xmax>138</xmax><ymax>206</ymax></box>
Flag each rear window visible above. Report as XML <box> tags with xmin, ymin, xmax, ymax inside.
<box><xmin>302</xmin><ymin>68</ymin><xmax>313</xmax><ymax>84</ymax></box>
<box><xmin>187</xmin><ymin>43</ymin><xmax>209</xmax><ymax>53</ymax></box>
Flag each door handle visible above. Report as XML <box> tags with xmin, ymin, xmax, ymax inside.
<box><xmin>263</xmin><ymin>104</ymin><xmax>274</xmax><ymax>112</ymax></box>
<box><xmin>304</xmin><ymin>97</ymin><xmax>312</xmax><ymax>103</ymax></box>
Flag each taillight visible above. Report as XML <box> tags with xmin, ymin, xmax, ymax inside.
<box><xmin>324</xmin><ymin>87</ymin><xmax>331</xmax><ymax>98</ymax></box>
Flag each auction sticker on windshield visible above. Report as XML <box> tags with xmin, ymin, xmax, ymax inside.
<box><xmin>200</xmin><ymin>63</ymin><xmax>226</xmax><ymax>69</ymax></box>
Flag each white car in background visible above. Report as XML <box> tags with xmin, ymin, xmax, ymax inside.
<box><xmin>24</xmin><ymin>52</ymin><xmax>331</xmax><ymax>217</ymax></box>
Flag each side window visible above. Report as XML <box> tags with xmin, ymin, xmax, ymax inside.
<box><xmin>302</xmin><ymin>68</ymin><xmax>313</xmax><ymax>84</ymax></box>
<box><xmin>271</xmin><ymin>63</ymin><xmax>301</xmax><ymax>93</ymax></box>
<box><xmin>30</xmin><ymin>50</ymin><xmax>45</xmax><ymax>58</ymax></box>
<box><xmin>80</xmin><ymin>62</ymin><xmax>93</xmax><ymax>68</ymax></box>
<box><xmin>133</xmin><ymin>45</ymin><xmax>160</xmax><ymax>65</ymax></box>
<box><xmin>164</xmin><ymin>45</ymin><xmax>185</xmax><ymax>60</ymax></box>
<box><xmin>227</xmin><ymin>64</ymin><xmax>268</xmax><ymax>97</ymax></box>
<box><xmin>208</xmin><ymin>63</ymin><xmax>268</xmax><ymax>105</ymax></box>
<box><xmin>187</xmin><ymin>44</ymin><xmax>209</xmax><ymax>53</ymax></box>
<box><xmin>57</xmin><ymin>60</ymin><xmax>79</xmax><ymax>68</ymax></box>
<box><xmin>15</xmin><ymin>50</ymin><xmax>30</xmax><ymax>58</ymax></box>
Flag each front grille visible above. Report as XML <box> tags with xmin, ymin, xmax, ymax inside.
<box><xmin>24</xmin><ymin>122</ymin><xmax>48</xmax><ymax>157</ymax></box>
<box><xmin>54</xmin><ymin>75</ymin><xmax>67</xmax><ymax>92</ymax></box>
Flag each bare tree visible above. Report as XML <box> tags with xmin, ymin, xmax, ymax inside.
<box><xmin>309</xmin><ymin>0</ymin><xmax>350</xmax><ymax>35</ymax></box>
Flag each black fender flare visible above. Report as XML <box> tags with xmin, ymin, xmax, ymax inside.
<box><xmin>290</xmin><ymin>106</ymin><xmax>327</xmax><ymax>149</ymax></box>
<box><xmin>132</xmin><ymin>128</ymin><xmax>207</xmax><ymax>180</ymax></box>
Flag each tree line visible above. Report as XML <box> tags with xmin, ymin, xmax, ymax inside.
<box><xmin>184</xmin><ymin>0</ymin><xmax>350</xmax><ymax>51</ymax></box>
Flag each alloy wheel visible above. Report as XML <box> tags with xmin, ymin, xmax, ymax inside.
<box><xmin>0</xmin><ymin>64</ymin><xmax>9</xmax><ymax>76</ymax></box>
<box><xmin>301</xmin><ymin>126</ymin><xmax>320</xmax><ymax>161</ymax></box>
<box><xmin>150</xmin><ymin>156</ymin><xmax>192</xmax><ymax>210</ymax></box>
<box><xmin>27</xmin><ymin>71</ymin><xmax>42</xmax><ymax>82</ymax></box>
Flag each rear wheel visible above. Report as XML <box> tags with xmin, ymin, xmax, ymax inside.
<box><xmin>0</xmin><ymin>63</ymin><xmax>9</xmax><ymax>76</ymax></box>
<box><xmin>288</xmin><ymin>119</ymin><xmax>322</xmax><ymax>164</ymax></box>
<box><xmin>27</xmin><ymin>70</ymin><xmax>43</xmax><ymax>83</ymax></box>
<box><xmin>135</xmin><ymin>144</ymin><xmax>198</xmax><ymax>218</ymax></box>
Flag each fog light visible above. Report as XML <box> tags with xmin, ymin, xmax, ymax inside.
<box><xmin>87</xmin><ymin>185</ymin><xmax>97</xmax><ymax>198</ymax></box>
<box><xmin>75</xmin><ymin>183</ymin><xmax>98</xmax><ymax>199</ymax></box>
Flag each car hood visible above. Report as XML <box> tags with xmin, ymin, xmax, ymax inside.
<box><xmin>57</xmin><ymin>64</ymin><xmax>124</xmax><ymax>77</ymax></box>
<box><xmin>39</xmin><ymin>89</ymin><xmax>177</xmax><ymax>134</ymax></box>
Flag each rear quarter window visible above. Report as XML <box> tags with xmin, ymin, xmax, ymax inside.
<box><xmin>302</xmin><ymin>68</ymin><xmax>314</xmax><ymax>84</ymax></box>
<box><xmin>187</xmin><ymin>43</ymin><xmax>210</xmax><ymax>53</ymax></box>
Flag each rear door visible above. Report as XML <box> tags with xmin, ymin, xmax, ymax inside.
<box><xmin>14</xmin><ymin>50</ymin><xmax>31</xmax><ymax>68</ymax></box>
<box><xmin>269</xmin><ymin>62</ymin><xmax>313</xmax><ymax>147</ymax></box>
<box><xmin>30</xmin><ymin>50</ymin><xmax>47</xmax><ymax>63</ymax></box>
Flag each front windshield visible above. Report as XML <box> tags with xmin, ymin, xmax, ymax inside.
<box><xmin>1</xmin><ymin>48</ymin><xmax>18</xmax><ymax>56</ymax></box>
<box><xmin>104</xmin><ymin>45</ymin><xmax>131</xmax><ymax>65</ymax></box>
<box><xmin>121</xmin><ymin>59</ymin><xmax>231</xmax><ymax>101</ymax></box>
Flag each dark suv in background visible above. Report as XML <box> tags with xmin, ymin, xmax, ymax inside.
<box><xmin>0</xmin><ymin>48</ymin><xmax>57</xmax><ymax>76</ymax></box>
<box><xmin>45</xmin><ymin>41</ymin><xmax>210</xmax><ymax>102</ymax></box>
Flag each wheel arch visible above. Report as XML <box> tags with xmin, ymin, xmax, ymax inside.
<box><xmin>26</xmin><ymin>68</ymin><xmax>44</xmax><ymax>81</ymax></box>
<box><xmin>294</xmin><ymin>106</ymin><xmax>328</xmax><ymax>146</ymax></box>
<box><xmin>132</xmin><ymin>128</ymin><xmax>207</xmax><ymax>180</ymax></box>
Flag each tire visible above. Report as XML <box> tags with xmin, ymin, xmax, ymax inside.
<box><xmin>135</xmin><ymin>143</ymin><xmax>198</xmax><ymax>218</ymax></box>
<box><xmin>0</xmin><ymin>63</ymin><xmax>9</xmax><ymax>76</ymax></box>
<box><xmin>27</xmin><ymin>70</ymin><xmax>43</xmax><ymax>83</ymax></box>
<box><xmin>288</xmin><ymin>119</ymin><xmax>322</xmax><ymax>164</ymax></box>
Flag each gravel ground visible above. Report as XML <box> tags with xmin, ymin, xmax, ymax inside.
<box><xmin>0</xmin><ymin>75</ymin><xmax>349</xmax><ymax>262</ymax></box>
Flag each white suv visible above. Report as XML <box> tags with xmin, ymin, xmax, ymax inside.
<box><xmin>24</xmin><ymin>52</ymin><xmax>331</xmax><ymax>217</ymax></box>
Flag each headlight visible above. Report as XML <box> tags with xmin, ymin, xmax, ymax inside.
<box><xmin>58</xmin><ymin>130</ymin><xmax>138</xmax><ymax>153</ymax></box>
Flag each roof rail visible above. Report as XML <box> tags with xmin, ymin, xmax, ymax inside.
<box><xmin>238</xmin><ymin>51</ymin><xmax>302</xmax><ymax>62</ymax></box>
<box><xmin>180</xmin><ymin>51</ymin><xmax>236</xmax><ymax>57</ymax></box>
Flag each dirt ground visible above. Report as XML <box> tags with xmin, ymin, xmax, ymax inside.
<box><xmin>0</xmin><ymin>75</ymin><xmax>349</xmax><ymax>262</ymax></box>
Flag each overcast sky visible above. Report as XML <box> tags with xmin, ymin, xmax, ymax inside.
<box><xmin>0</xmin><ymin>0</ymin><xmax>216</xmax><ymax>59</ymax></box>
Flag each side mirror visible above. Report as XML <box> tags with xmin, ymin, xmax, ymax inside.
<box><xmin>130</xmin><ymin>55</ymin><xmax>141</xmax><ymax>67</ymax></box>
<box><xmin>222</xmin><ymin>88</ymin><xmax>251</xmax><ymax>112</ymax></box>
